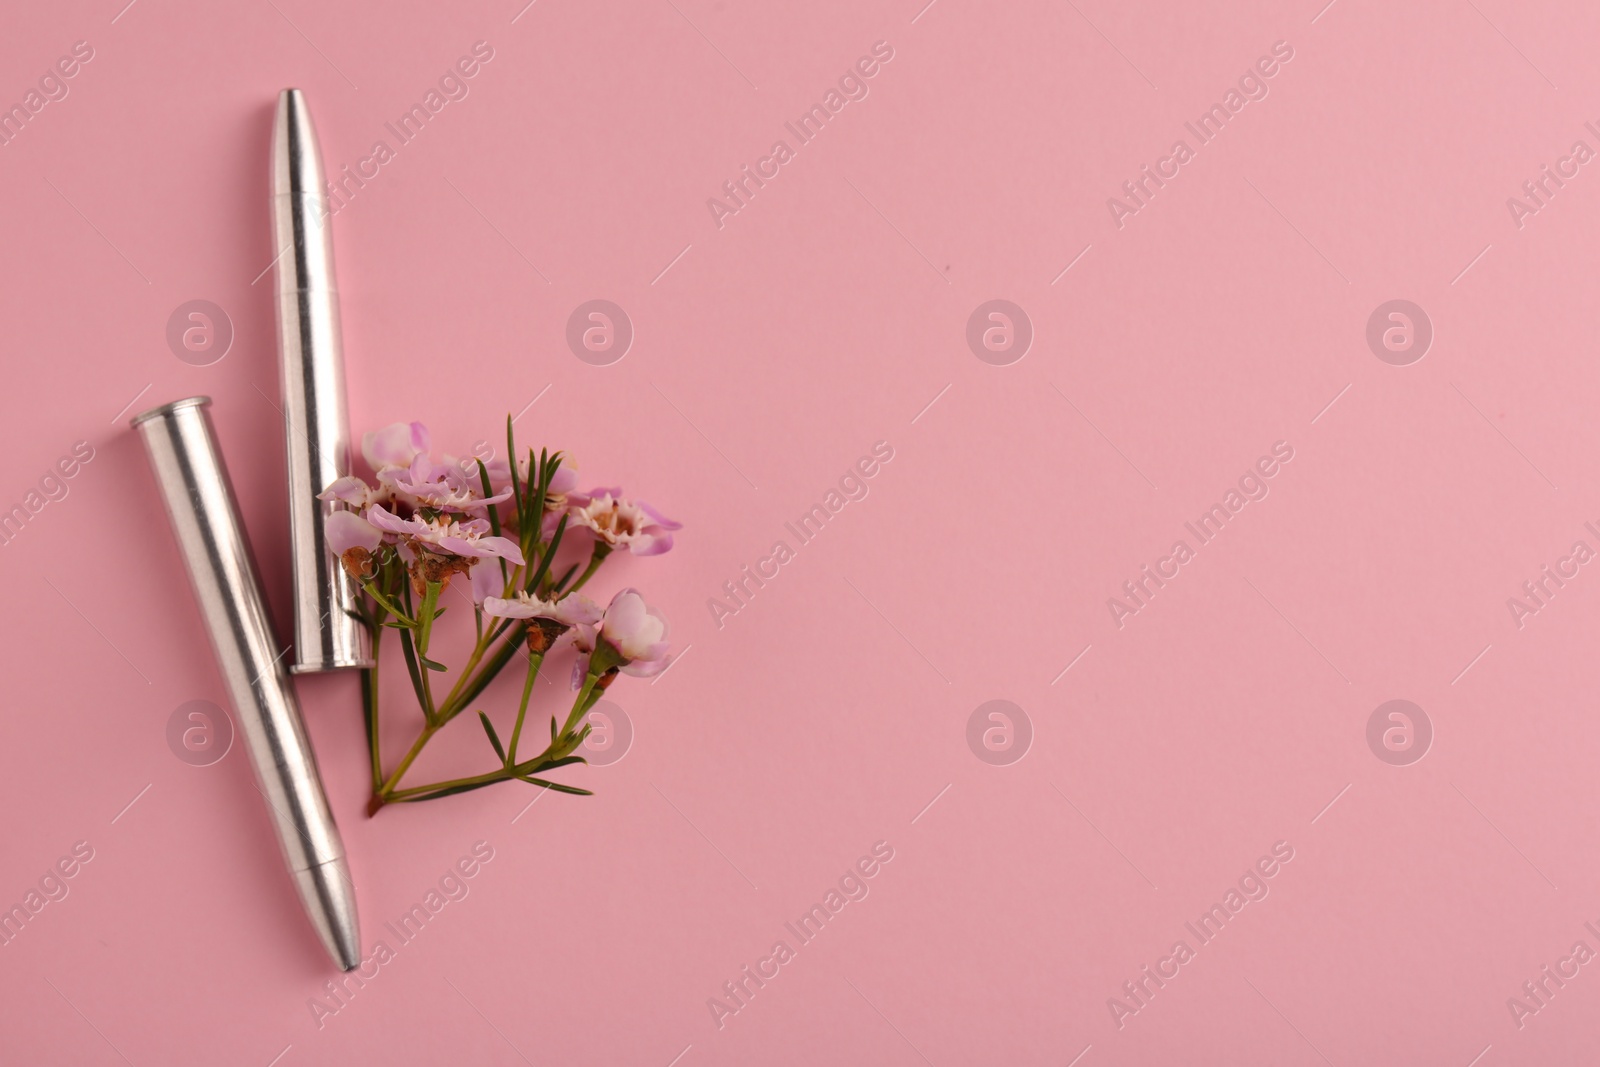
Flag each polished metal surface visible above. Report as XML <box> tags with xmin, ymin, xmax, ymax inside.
<box><xmin>272</xmin><ymin>87</ymin><xmax>371</xmax><ymax>673</ymax></box>
<box><xmin>132</xmin><ymin>397</ymin><xmax>362</xmax><ymax>971</ymax></box>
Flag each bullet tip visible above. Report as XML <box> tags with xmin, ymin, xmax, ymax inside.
<box><xmin>294</xmin><ymin>859</ymin><xmax>362</xmax><ymax>975</ymax></box>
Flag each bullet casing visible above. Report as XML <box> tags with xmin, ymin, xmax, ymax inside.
<box><xmin>132</xmin><ymin>397</ymin><xmax>361</xmax><ymax>970</ymax></box>
<box><xmin>272</xmin><ymin>88</ymin><xmax>371</xmax><ymax>673</ymax></box>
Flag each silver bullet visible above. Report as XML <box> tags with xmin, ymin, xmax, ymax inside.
<box><xmin>132</xmin><ymin>397</ymin><xmax>362</xmax><ymax>971</ymax></box>
<box><xmin>272</xmin><ymin>87</ymin><xmax>372</xmax><ymax>673</ymax></box>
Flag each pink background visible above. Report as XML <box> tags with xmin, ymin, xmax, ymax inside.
<box><xmin>3</xmin><ymin>0</ymin><xmax>1599</xmax><ymax>1063</ymax></box>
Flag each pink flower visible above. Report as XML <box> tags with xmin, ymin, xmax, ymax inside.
<box><xmin>588</xmin><ymin>588</ymin><xmax>671</xmax><ymax>678</ymax></box>
<box><xmin>568</xmin><ymin>490</ymin><xmax>681</xmax><ymax>556</ymax></box>
<box><xmin>485</xmin><ymin>590</ymin><xmax>603</xmax><ymax>653</ymax></box>
<box><xmin>366</xmin><ymin>504</ymin><xmax>525</xmax><ymax>565</ymax></box>
<box><xmin>470</xmin><ymin>559</ymin><xmax>505</xmax><ymax>604</ymax></box>
<box><xmin>386</xmin><ymin>453</ymin><xmax>512</xmax><ymax>513</ymax></box>
<box><xmin>320</xmin><ymin>456</ymin><xmax>399</xmax><ymax>517</ymax></box>
<box><xmin>327</xmin><ymin>510</ymin><xmax>382</xmax><ymax>556</ymax></box>
<box><xmin>548</xmin><ymin>466</ymin><xmax>579</xmax><ymax>497</ymax></box>
<box><xmin>536</xmin><ymin>466</ymin><xmax>581</xmax><ymax>538</ymax></box>
<box><xmin>318</xmin><ymin>422</ymin><xmax>526</xmax><ymax>597</ymax></box>
<box><xmin>363</xmin><ymin>421</ymin><xmax>430</xmax><ymax>469</ymax></box>
<box><xmin>482</xmin><ymin>591</ymin><xmax>602</xmax><ymax>627</ymax></box>
<box><xmin>346</xmin><ymin>421</ymin><xmax>503</xmax><ymax>503</ymax></box>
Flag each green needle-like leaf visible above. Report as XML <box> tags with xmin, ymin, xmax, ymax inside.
<box><xmin>513</xmin><ymin>775</ymin><xmax>593</xmax><ymax>796</ymax></box>
<box><xmin>507</xmin><ymin>414</ymin><xmax>524</xmax><ymax>526</ymax></box>
<box><xmin>398</xmin><ymin>626</ymin><xmax>428</xmax><ymax>708</ymax></box>
<box><xmin>528</xmin><ymin>754</ymin><xmax>586</xmax><ymax>771</ymax></box>
<box><xmin>551</xmin><ymin>562</ymin><xmax>579</xmax><ymax>594</ymax></box>
<box><xmin>476</xmin><ymin>459</ymin><xmax>501</xmax><ymax>536</ymax></box>
<box><xmin>478</xmin><ymin>458</ymin><xmax>509</xmax><ymax>590</ymax></box>
<box><xmin>362</xmin><ymin>582</ymin><xmax>417</xmax><ymax>626</ymax></box>
<box><xmin>402</xmin><ymin>779</ymin><xmax>504</xmax><ymax>802</ymax></box>
<box><xmin>478</xmin><ymin>711</ymin><xmax>507</xmax><ymax>763</ymax></box>
<box><xmin>525</xmin><ymin>514</ymin><xmax>566</xmax><ymax>593</ymax></box>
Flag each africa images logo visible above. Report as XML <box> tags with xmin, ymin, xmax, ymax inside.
<box><xmin>1107</xmin><ymin>841</ymin><xmax>1295</xmax><ymax>1029</ymax></box>
<box><xmin>706</xmin><ymin>841</ymin><xmax>896</xmax><ymax>1030</ymax></box>
<box><xmin>705</xmin><ymin>41</ymin><xmax>896</xmax><ymax>230</ymax></box>
<box><xmin>1105</xmin><ymin>41</ymin><xmax>1295</xmax><ymax>229</ymax></box>
<box><xmin>1106</xmin><ymin>442</ymin><xmax>1295</xmax><ymax>628</ymax></box>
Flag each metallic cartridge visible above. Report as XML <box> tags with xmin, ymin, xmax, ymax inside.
<box><xmin>132</xmin><ymin>397</ymin><xmax>362</xmax><ymax>970</ymax></box>
<box><xmin>272</xmin><ymin>87</ymin><xmax>371</xmax><ymax>672</ymax></box>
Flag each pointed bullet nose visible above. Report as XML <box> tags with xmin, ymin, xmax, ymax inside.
<box><xmin>271</xmin><ymin>87</ymin><xmax>338</xmax><ymax>292</ymax></box>
<box><xmin>294</xmin><ymin>859</ymin><xmax>362</xmax><ymax>972</ymax></box>
<box><xmin>273</xmin><ymin>87</ymin><xmax>327</xmax><ymax>200</ymax></box>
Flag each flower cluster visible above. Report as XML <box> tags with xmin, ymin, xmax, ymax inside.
<box><xmin>329</xmin><ymin>418</ymin><xmax>677</xmax><ymax>811</ymax></box>
<box><xmin>321</xmin><ymin>422</ymin><xmax>521</xmax><ymax>585</ymax></box>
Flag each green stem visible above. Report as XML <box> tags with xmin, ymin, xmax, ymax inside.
<box><xmin>438</xmin><ymin>623</ymin><xmax>526</xmax><ymax>720</ymax></box>
<box><xmin>507</xmin><ymin>651</ymin><xmax>544</xmax><ymax>765</ymax></box>
<box><xmin>525</xmin><ymin>514</ymin><xmax>567</xmax><ymax>597</ymax></box>
<box><xmin>361</xmin><ymin>581</ymin><xmax>415</xmax><ymax>626</ymax></box>
<box><xmin>363</xmin><ymin>624</ymin><xmax>384</xmax><ymax>793</ymax></box>
<box><xmin>386</xmin><ymin>749</ymin><xmax>586</xmax><ymax>802</ymax></box>
<box><xmin>410</xmin><ymin>581</ymin><xmax>443</xmax><ymax>717</ymax></box>
<box><xmin>553</xmin><ymin>671</ymin><xmax>607</xmax><ymax>757</ymax></box>
<box><xmin>437</xmin><ymin>630</ymin><xmax>493</xmax><ymax>718</ymax></box>
<box><xmin>374</xmin><ymin>621</ymin><xmax>529</xmax><ymax>810</ymax></box>
<box><xmin>416</xmin><ymin>581</ymin><xmax>442</xmax><ymax>656</ymax></box>
<box><xmin>432</xmin><ymin>562</ymin><xmax>524</xmax><ymax>719</ymax></box>
<box><xmin>377</xmin><ymin>722</ymin><xmax>440</xmax><ymax>799</ymax></box>
<box><xmin>385</xmin><ymin>766</ymin><xmax>513</xmax><ymax>801</ymax></box>
<box><xmin>387</xmin><ymin>672</ymin><xmax>604</xmax><ymax>805</ymax></box>
<box><xmin>397</xmin><ymin>621</ymin><xmax>432</xmax><ymax>724</ymax></box>
<box><xmin>562</xmin><ymin>543</ymin><xmax>612</xmax><ymax>596</ymax></box>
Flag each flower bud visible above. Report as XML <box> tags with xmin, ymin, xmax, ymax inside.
<box><xmin>340</xmin><ymin>546</ymin><xmax>374</xmax><ymax>581</ymax></box>
<box><xmin>527</xmin><ymin>616</ymin><xmax>570</xmax><ymax>654</ymax></box>
<box><xmin>411</xmin><ymin>553</ymin><xmax>471</xmax><ymax>595</ymax></box>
